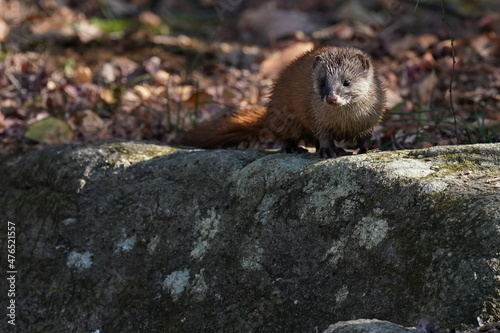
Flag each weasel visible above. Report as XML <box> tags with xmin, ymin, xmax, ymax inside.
<box><xmin>182</xmin><ymin>46</ymin><xmax>385</xmax><ymax>158</ymax></box>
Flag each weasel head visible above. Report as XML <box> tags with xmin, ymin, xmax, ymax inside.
<box><xmin>312</xmin><ymin>47</ymin><xmax>374</xmax><ymax>107</ymax></box>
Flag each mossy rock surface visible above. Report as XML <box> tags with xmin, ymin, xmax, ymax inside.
<box><xmin>0</xmin><ymin>142</ymin><xmax>499</xmax><ymax>332</ymax></box>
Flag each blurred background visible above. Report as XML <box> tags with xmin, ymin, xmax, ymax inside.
<box><xmin>0</xmin><ymin>0</ymin><xmax>499</xmax><ymax>152</ymax></box>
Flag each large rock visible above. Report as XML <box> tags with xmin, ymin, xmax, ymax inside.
<box><xmin>0</xmin><ymin>142</ymin><xmax>499</xmax><ymax>332</ymax></box>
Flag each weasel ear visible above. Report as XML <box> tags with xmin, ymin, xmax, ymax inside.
<box><xmin>313</xmin><ymin>55</ymin><xmax>323</xmax><ymax>70</ymax></box>
<box><xmin>356</xmin><ymin>54</ymin><xmax>370</xmax><ymax>71</ymax></box>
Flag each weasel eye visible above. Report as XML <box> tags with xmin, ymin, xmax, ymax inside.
<box><xmin>320</xmin><ymin>77</ymin><xmax>327</xmax><ymax>88</ymax></box>
<box><xmin>343</xmin><ymin>80</ymin><xmax>351</xmax><ymax>87</ymax></box>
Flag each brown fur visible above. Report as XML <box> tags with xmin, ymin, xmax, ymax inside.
<box><xmin>181</xmin><ymin>106</ymin><xmax>267</xmax><ymax>148</ymax></box>
<box><xmin>181</xmin><ymin>46</ymin><xmax>385</xmax><ymax>157</ymax></box>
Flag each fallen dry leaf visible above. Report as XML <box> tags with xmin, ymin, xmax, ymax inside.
<box><xmin>418</xmin><ymin>71</ymin><xmax>439</xmax><ymax>109</ymax></box>
<box><xmin>121</xmin><ymin>89</ymin><xmax>142</xmax><ymax>109</ymax></box>
<box><xmin>99</xmin><ymin>63</ymin><xmax>118</xmax><ymax>84</ymax></box>
<box><xmin>259</xmin><ymin>42</ymin><xmax>314</xmax><ymax>79</ymax></box>
<box><xmin>470</xmin><ymin>33</ymin><xmax>497</xmax><ymax>59</ymax></box>
<box><xmin>133</xmin><ymin>84</ymin><xmax>152</xmax><ymax>100</ymax></box>
<box><xmin>387</xmin><ymin>34</ymin><xmax>418</xmax><ymax>57</ymax></box>
<box><xmin>385</xmin><ymin>89</ymin><xmax>404</xmax><ymax>110</ymax></box>
<box><xmin>170</xmin><ymin>85</ymin><xmax>194</xmax><ymax>102</ymax></box>
<box><xmin>420</xmin><ymin>51</ymin><xmax>436</xmax><ymax>70</ymax></box>
<box><xmin>100</xmin><ymin>88</ymin><xmax>117</xmax><ymax>104</ymax></box>
<box><xmin>68</xmin><ymin>65</ymin><xmax>93</xmax><ymax>84</ymax></box>
<box><xmin>238</xmin><ymin>2</ymin><xmax>320</xmax><ymax>42</ymax></box>
<box><xmin>71</xmin><ymin>109</ymin><xmax>109</xmax><ymax>140</ymax></box>
<box><xmin>0</xmin><ymin>19</ymin><xmax>9</xmax><ymax>42</ymax></box>
<box><xmin>416</xmin><ymin>34</ymin><xmax>439</xmax><ymax>50</ymax></box>
<box><xmin>153</xmin><ymin>70</ymin><xmax>171</xmax><ymax>85</ymax></box>
<box><xmin>29</xmin><ymin>6</ymin><xmax>79</xmax><ymax>40</ymax></box>
<box><xmin>0</xmin><ymin>110</ymin><xmax>6</xmax><ymax>131</ymax></box>
<box><xmin>139</xmin><ymin>11</ymin><xmax>162</xmax><ymax>26</ymax></box>
<box><xmin>25</xmin><ymin>117</ymin><xmax>73</xmax><ymax>144</ymax></box>
<box><xmin>75</xmin><ymin>20</ymin><xmax>102</xmax><ymax>43</ymax></box>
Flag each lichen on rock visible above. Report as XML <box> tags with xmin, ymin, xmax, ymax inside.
<box><xmin>0</xmin><ymin>142</ymin><xmax>499</xmax><ymax>332</ymax></box>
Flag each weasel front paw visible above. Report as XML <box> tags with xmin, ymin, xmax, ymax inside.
<box><xmin>317</xmin><ymin>146</ymin><xmax>346</xmax><ymax>158</ymax></box>
<box><xmin>280</xmin><ymin>140</ymin><xmax>308</xmax><ymax>154</ymax></box>
<box><xmin>316</xmin><ymin>139</ymin><xmax>345</xmax><ymax>158</ymax></box>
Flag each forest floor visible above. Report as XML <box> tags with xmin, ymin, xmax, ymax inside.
<box><xmin>0</xmin><ymin>1</ymin><xmax>499</xmax><ymax>154</ymax></box>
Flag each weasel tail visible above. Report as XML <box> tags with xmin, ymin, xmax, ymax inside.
<box><xmin>181</xmin><ymin>106</ymin><xmax>267</xmax><ymax>149</ymax></box>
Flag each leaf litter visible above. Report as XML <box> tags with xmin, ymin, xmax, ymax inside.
<box><xmin>0</xmin><ymin>1</ymin><xmax>499</xmax><ymax>153</ymax></box>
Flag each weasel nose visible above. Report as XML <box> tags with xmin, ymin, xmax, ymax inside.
<box><xmin>325</xmin><ymin>95</ymin><xmax>338</xmax><ymax>104</ymax></box>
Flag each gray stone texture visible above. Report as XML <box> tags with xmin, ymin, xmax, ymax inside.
<box><xmin>0</xmin><ymin>142</ymin><xmax>499</xmax><ymax>332</ymax></box>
